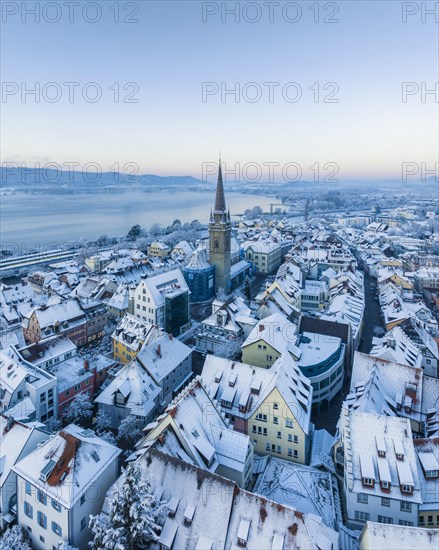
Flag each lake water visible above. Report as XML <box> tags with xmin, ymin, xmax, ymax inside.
<box><xmin>0</xmin><ymin>190</ymin><xmax>275</xmax><ymax>249</ymax></box>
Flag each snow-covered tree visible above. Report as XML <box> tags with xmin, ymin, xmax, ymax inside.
<box><xmin>63</xmin><ymin>392</ymin><xmax>93</xmax><ymax>425</ymax></box>
<box><xmin>0</xmin><ymin>525</ymin><xmax>32</xmax><ymax>550</ymax></box>
<box><xmin>99</xmin><ymin>430</ymin><xmax>117</xmax><ymax>445</ymax></box>
<box><xmin>45</xmin><ymin>415</ymin><xmax>62</xmax><ymax>433</ymax></box>
<box><xmin>89</xmin><ymin>461</ymin><xmax>165</xmax><ymax>550</ymax></box>
<box><xmin>117</xmin><ymin>415</ymin><xmax>142</xmax><ymax>444</ymax></box>
<box><xmin>93</xmin><ymin>410</ymin><xmax>112</xmax><ymax>433</ymax></box>
<box><xmin>57</xmin><ymin>542</ymin><xmax>79</xmax><ymax>550</ymax></box>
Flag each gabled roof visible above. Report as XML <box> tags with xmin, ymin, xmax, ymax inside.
<box><xmin>12</xmin><ymin>424</ymin><xmax>120</xmax><ymax>508</ymax></box>
<box><xmin>139</xmin><ymin>379</ymin><xmax>250</xmax><ymax>475</ymax></box>
<box><xmin>136</xmin><ymin>333</ymin><xmax>192</xmax><ymax>384</ymax></box>
<box><xmin>0</xmin><ymin>416</ymin><xmax>47</xmax><ymax>489</ymax></box>
<box><xmin>242</xmin><ymin>313</ymin><xmax>298</xmax><ymax>355</ymax></box>
<box><xmin>202</xmin><ymin>354</ymin><xmax>312</xmax><ymax>434</ymax></box>
<box><xmin>95</xmin><ymin>359</ymin><xmax>161</xmax><ymax>418</ymax></box>
<box><xmin>137</xmin><ymin>268</ymin><xmax>189</xmax><ymax>306</ymax></box>
<box><xmin>253</xmin><ymin>456</ymin><xmax>340</xmax><ymax>529</ymax></box>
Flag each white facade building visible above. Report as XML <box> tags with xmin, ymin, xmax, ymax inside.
<box><xmin>13</xmin><ymin>424</ymin><xmax>120</xmax><ymax>550</ymax></box>
<box><xmin>338</xmin><ymin>410</ymin><xmax>422</xmax><ymax>530</ymax></box>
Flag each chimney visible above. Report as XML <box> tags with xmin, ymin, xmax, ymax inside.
<box><xmin>6</xmin><ymin>415</ymin><xmax>14</xmax><ymax>431</ymax></box>
<box><xmin>84</xmin><ymin>359</ymin><xmax>89</xmax><ymax>371</ymax></box>
<box><xmin>156</xmin><ymin>344</ymin><xmax>161</xmax><ymax>357</ymax></box>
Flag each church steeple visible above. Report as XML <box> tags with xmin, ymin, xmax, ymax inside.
<box><xmin>209</xmin><ymin>153</ymin><xmax>231</xmax><ymax>295</ymax></box>
<box><xmin>214</xmin><ymin>154</ymin><xmax>227</xmax><ymax>213</ymax></box>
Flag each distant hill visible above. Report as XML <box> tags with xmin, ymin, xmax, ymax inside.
<box><xmin>0</xmin><ymin>166</ymin><xmax>205</xmax><ymax>188</ymax></box>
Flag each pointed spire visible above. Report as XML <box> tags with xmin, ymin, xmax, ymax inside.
<box><xmin>214</xmin><ymin>153</ymin><xmax>227</xmax><ymax>212</ymax></box>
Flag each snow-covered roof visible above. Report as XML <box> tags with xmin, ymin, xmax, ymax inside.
<box><xmin>370</xmin><ymin>326</ymin><xmax>423</xmax><ymax>369</ymax></box>
<box><xmin>348</xmin><ymin>352</ymin><xmax>425</xmax><ymax>422</ymax></box>
<box><xmin>111</xmin><ymin>313</ymin><xmax>159</xmax><ymax>352</ymax></box>
<box><xmin>253</xmin><ymin>457</ymin><xmax>340</xmax><ymax>529</ymax></box>
<box><xmin>360</xmin><ymin>521</ymin><xmax>439</xmax><ymax>550</ymax></box>
<box><xmin>184</xmin><ymin>246</ymin><xmax>211</xmax><ymax>270</ymax></box>
<box><xmin>136</xmin><ymin>268</ymin><xmax>189</xmax><ymax>306</ymax></box>
<box><xmin>106</xmin><ymin>284</ymin><xmax>129</xmax><ymax>311</ymax></box>
<box><xmin>202</xmin><ymin>354</ymin><xmax>312</xmax><ymax>434</ymax></box>
<box><xmin>321</xmin><ymin>293</ymin><xmax>364</xmax><ymax>340</ymax></box>
<box><xmin>139</xmin><ymin>379</ymin><xmax>251</xmax><ymax>476</ymax></box>
<box><xmin>298</xmin><ymin>332</ymin><xmax>342</xmax><ymax>368</ymax></box>
<box><xmin>242</xmin><ymin>312</ymin><xmax>298</xmax><ymax>355</ymax></box>
<box><xmin>137</xmin><ymin>449</ymin><xmax>339</xmax><ymax>550</ymax></box>
<box><xmin>12</xmin><ymin>424</ymin><xmax>120</xmax><ymax>508</ymax></box>
<box><xmin>95</xmin><ymin>359</ymin><xmax>161</xmax><ymax>418</ymax></box>
<box><xmin>136</xmin><ymin>333</ymin><xmax>191</xmax><ymax>384</ymax></box>
<box><xmin>17</xmin><ymin>336</ymin><xmax>77</xmax><ymax>368</ymax></box>
<box><xmin>0</xmin><ymin>416</ymin><xmax>47</xmax><ymax>489</ymax></box>
<box><xmin>310</xmin><ymin>429</ymin><xmax>336</xmax><ymax>473</ymax></box>
<box><xmin>340</xmin><ymin>410</ymin><xmax>422</xmax><ymax>504</ymax></box>
<box><xmin>26</xmin><ymin>299</ymin><xmax>86</xmax><ymax>329</ymax></box>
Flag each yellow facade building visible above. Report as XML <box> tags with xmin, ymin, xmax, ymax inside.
<box><xmin>201</xmin><ymin>354</ymin><xmax>313</xmax><ymax>465</ymax></box>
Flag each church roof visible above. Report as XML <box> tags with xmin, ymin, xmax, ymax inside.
<box><xmin>214</xmin><ymin>160</ymin><xmax>227</xmax><ymax>212</ymax></box>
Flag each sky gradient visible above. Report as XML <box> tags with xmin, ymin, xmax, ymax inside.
<box><xmin>1</xmin><ymin>0</ymin><xmax>438</xmax><ymax>182</ymax></box>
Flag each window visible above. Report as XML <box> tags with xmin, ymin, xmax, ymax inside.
<box><xmin>277</xmin><ymin>431</ymin><xmax>282</xmax><ymax>439</ymax></box>
<box><xmin>52</xmin><ymin>522</ymin><xmax>62</xmax><ymax>536</ymax></box>
<box><xmin>357</xmin><ymin>493</ymin><xmax>368</xmax><ymax>504</ymax></box>
<box><xmin>273</xmin><ymin>417</ymin><xmax>279</xmax><ymax>425</ymax></box>
<box><xmin>381</xmin><ymin>497</ymin><xmax>390</xmax><ymax>507</ymax></box>
<box><xmin>25</xmin><ymin>481</ymin><xmax>32</xmax><ymax>495</ymax></box>
<box><xmin>377</xmin><ymin>515</ymin><xmax>393</xmax><ymax>524</ymax></box>
<box><xmin>24</xmin><ymin>502</ymin><xmax>33</xmax><ymax>519</ymax></box>
<box><xmin>37</xmin><ymin>490</ymin><xmax>47</xmax><ymax>505</ymax></box>
<box><xmin>288</xmin><ymin>434</ymin><xmax>293</xmax><ymax>442</ymax></box>
<box><xmin>65</xmin><ymin>390</ymin><xmax>70</xmax><ymax>396</ymax></box>
<box><xmin>401</xmin><ymin>484</ymin><xmax>413</xmax><ymax>494</ymax></box>
<box><xmin>362</xmin><ymin>477</ymin><xmax>374</xmax><ymax>486</ymax></box>
<box><xmin>80</xmin><ymin>494</ymin><xmax>86</xmax><ymax>506</ymax></box>
<box><xmin>51</xmin><ymin>499</ymin><xmax>61</xmax><ymax>512</ymax></box>
<box><xmin>398</xmin><ymin>520</ymin><xmax>413</xmax><ymax>526</ymax></box>
<box><xmin>288</xmin><ymin>448</ymin><xmax>293</xmax><ymax>457</ymax></box>
<box><xmin>265</xmin><ymin>443</ymin><xmax>270</xmax><ymax>451</ymax></box>
<box><xmin>81</xmin><ymin>517</ymin><xmax>86</xmax><ymax>531</ymax></box>
<box><xmin>400</xmin><ymin>501</ymin><xmax>412</xmax><ymax>512</ymax></box>
<box><xmin>276</xmin><ymin>445</ymin><xmax>281</xmax><ymax>454</ymax></box>
<box><xmin>285</xmin><ymin>419</ymin><xmax>293</xmax><ymax>428</ymax></box>
<box><xmin>419</xmin><ymin>515</ymin><xmax>425</xmax><ymax>525</ymax></box>
<box><xmin>294</xmin><ymin>435</ymin><xmax>298</xmax><ymax>444</ymax></box>
<box><xmin>256</xmin><ymin>413</ymin><xmax>267</xmax><ymax>422</ymax></box>
<box><xmin>427</xmin><ymin>515</ymin><xmax>433</xmax><ymax>525</ymax></box>
<box><xmin>293</xmin><ymin>449</ymin><xmax>298</xmax><ymax>458</ymax></box>
<box><xmin>252</xmin><ymin>425</ymin><xmax>257</xmax><ymax>433</ymax></box>
<box><xmin>355</xmin><ymin>511</ymin><xmax>370</xmax><ymax>521</ymax></box>
<box><xmin>273</xmin><ymin>403</ymin><xmax>279</xmax><ymax>410</ymax></box>
<box><xmin>37</xmin><ymin>511</ymin><xmax>47</xmax><ymax>529</ymax></box>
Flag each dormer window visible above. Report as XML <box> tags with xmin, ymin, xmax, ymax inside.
<box><xmin>401</xmin><ymin>484</ymin><xmax>413</xmax><ymax>494</ymax></box>
<box><xmin>396</xmin><ymin>453</ymin><xmax>404</xmax><ymax>461</ymax></box>
<box><xmin>362</xmin><ymin>477</ymin><xmax>374</xmax><ymax>487</ymax></box>
<box><xmin>380</xmin><ymin>481</ymin><xmax>390</xmax><ymax>490</ymax></box>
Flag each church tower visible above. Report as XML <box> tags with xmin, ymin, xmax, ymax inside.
<box><xmin>209</xmin><ymin>156</ymin><xmax>231</xmax><ymax>294</ymax></box>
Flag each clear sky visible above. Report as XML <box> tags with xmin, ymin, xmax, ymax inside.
<box><xmin>1</xmin><ymin>0</ymin><xmax>438</xmax><ymax>181</ymax></box>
